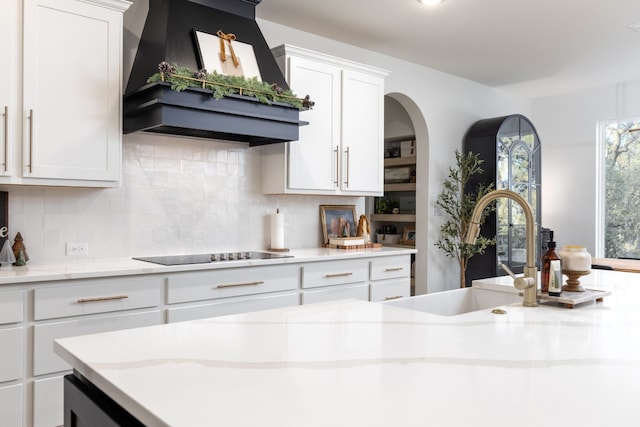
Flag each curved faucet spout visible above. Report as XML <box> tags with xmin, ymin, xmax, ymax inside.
<box><xmin>465</xmin><ymin>189</ymin><xmax>538</xmax><ymax>307</ymax></box>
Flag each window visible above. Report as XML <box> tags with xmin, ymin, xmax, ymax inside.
<box><xmin>598</xmin><ymin>117</ymin><xmax>640</xmax><ymax>258</ymax></box>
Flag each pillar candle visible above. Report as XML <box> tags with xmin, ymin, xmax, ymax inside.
<box><xmin>270</xmin><ymin>209</ymin><xmax>285</xmax><ymax>249</ymax></box>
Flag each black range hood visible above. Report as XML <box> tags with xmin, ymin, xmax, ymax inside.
<box><xmin>124</xmin><ymin>0</ymin><xmax>302</xmax><ymax>146</ymax></box>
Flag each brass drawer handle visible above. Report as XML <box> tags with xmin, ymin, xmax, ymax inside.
<box><xmin>325</xmin><ymin>272</ymin><xmax>353</xmax><ymax>278</ymax></box>
<box><xmin>384</xmin><ymin>267</ymin><xmax>404</xmax><ymax>272</ymax></box>
<box><xmin>344</xmin><ymin>146</ymin><xmax>350</xmax><ymax>188</ymax></box>
<box><xmin>77</xmin><ymin>295</ymin><xmax>129</xmax><ymax>303</ymax></box>
<box><xmin>384</xmin><ymin>295</ymin><xmax>403</xmax><ymax>301</ymax></box>
<box><xmin>2</xmin><ymin>106</ymin><xmax>7</xmax><ymax>172</ymax></box>
<box><xmin>334</xmin><ymin>145</ymin><xmax>339</xmax><ymax>187</ymax></box>
<box><xmin>216</xmin><ymin>280</ymin><xmax>264</xmax><ymax>288</ymax></box>
<box><xmin>27</xmin><ymin>109</ymin><xmax>33</xmax><ymax>173</ymax></box>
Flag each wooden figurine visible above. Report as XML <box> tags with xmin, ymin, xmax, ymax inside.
<box><xmin>356</xmin><ymin>214</ymin><xmax>371</xmax><ymax>244</ymax></box>
<box><xmin>12</xmin><ymin>232</ymin><xmax>29</xmax><ymax>264</ymax></box>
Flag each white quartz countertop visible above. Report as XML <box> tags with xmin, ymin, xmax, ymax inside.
<box><xmin>55</xmin><ymin>269</ymin><xmax>640</xmax><ymax>426</ymax></box>
<box><xmin>0</xmin><ymin>247</ymin><xmax>415</xmax><ymax>285</ymax></box>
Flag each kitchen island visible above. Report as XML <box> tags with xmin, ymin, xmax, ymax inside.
<box><xmin>55</xmin><ymin>269</ymin><xmax>640</xmax><ymax>426</ymax></box>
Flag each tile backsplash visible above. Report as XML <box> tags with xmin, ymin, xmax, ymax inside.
<box><xmin>2</xmin><ymin>133</ymin><xmax>362</xmax><ymax>263</ymax></box>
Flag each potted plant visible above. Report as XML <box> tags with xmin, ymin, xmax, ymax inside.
<box><xmin>375</xmin><ymin>197</ymin><xmax>399</xmax><ymax>214</ymax></box>
<box><xmin>434</xmin><ymin>150</ymin><xmax>495</xmax><ymax>288</ymax></box>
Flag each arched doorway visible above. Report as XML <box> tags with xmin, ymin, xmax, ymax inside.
<box><xmin>368</xmin><ymin>93</ymin><xmax>429</xmax><ymax>295</ymax></box>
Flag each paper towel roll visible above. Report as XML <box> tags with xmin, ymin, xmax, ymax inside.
<box><xmin>270</xmin><ymin>210</ymin><xmax>285</xmax><ymax>249</ymax></box>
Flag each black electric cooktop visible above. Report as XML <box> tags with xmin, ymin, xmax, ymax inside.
<box><xmin>133</xmin><ymin>251</ymin><xmax>292</xmax><ymax>266</ymax></box>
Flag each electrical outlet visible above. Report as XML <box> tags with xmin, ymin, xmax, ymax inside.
<box><xmin>66</xmin><ymin>242</ymin><xmax>89</xmax><ymax>256</ymax></box>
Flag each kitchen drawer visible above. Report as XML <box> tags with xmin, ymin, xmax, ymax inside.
<box><xmin>0</xmin><ymin>383</ymin><xmax>23</xmax><ymax>427</ymax></box>
<box><xmin>301</xmin><ymin>283</ymin><xmax>369</xmax><ymax>305</ymax></box>
<box><xmin>301</xmin><ymin>259</ymin><xmax>369</xmax><ymax>289</ymax></box>
<box><xmin>34</xmin><ymin>276</ymin><xmax>162</xmax><ymax>320</ymax></box>
<box><xmin>370</xmin><ymin>279</ymin><xmax>411</xmax><ymax>302</ymax></box>
<box><xmin>167</xmin><ymin>264</ymin><xmax>299</xmax><ymax>304</ymax></box>
<box><xmin>33</xmin><ymin>375</ymin><xmax>63</xmax><ymax>427</ymax></box>
<box><xmin>0</xmin><ymin>327</ymin><xmax>23</xmax><ymax>382</ymax></box>
<box><xmin>0</xmin><ymin>289</ymin><xmax>23</xmax><ymax>324</ymax></box>
<box><xmin>34</xmin><ymin>310</ymin><xmax>162</xmax><ymax>376</ymax></box>
<box><xmin>370</xmin><ymin>255</ymin><xmax>411</xmax><ymax>281</ymax></box>
<box><xmin>168</xmin><ymin>292</ymin><xmax>299</xmax><ymax>323</ymax></box>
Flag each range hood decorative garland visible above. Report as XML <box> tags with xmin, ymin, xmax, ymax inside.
<box><xmin>148</xmin><ymin>61</ymin><xmax>314</xmax><ymax>110</ymax></box>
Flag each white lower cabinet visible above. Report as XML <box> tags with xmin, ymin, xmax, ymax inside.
<box><xmin>300</xmin><ymin>258</ymin><xmax>370</xmax><ymax>305</ymax></box>
<box><xmin>30</xmin><ymin>276</ymin><xmax>163</xmax><ymax>427</ymax></box>
<box><xmin>369</xmin><ymin>255</ymin><xmax>412</xmax><ymax>302</ymax></box>
<box><xmin>5</xmin><ymin>252</ymin><xmax>412</xmax><ymax>426</ymax></box>
<box><xmin>301</xmin><ymin>283</ymin><xmax>369</xmax><ymax>305</ymax></box>
<box><xmin>301</xmin><ymin>258</ymin><xmax>369</xmax><ymax>289</ymax></box>
<box><xmin>168</xmin><ymin>292</ymin><xmax>299</xmax><ymax>323</ymax></box>
<box><xmin>0</xmin><ymin>289</ymin><xmax>24</xmax><ymax>323</ymax></box>
<box><xmin>33</xmin><ymin>310</ymin><xmax>162</xmax><ymax>376</ymax></box>
<box><xmin>167</xmin><ymin>264</ymin><xmax>299</xmax><ymax>304</ymax></box>
<box><xmin>370</xmin><ymin>279</ymin><xmax>411</xmax><ymax>302</ymax></box>
<box><xmin>32</xmin><ymin>310</ymin><xmax>163</xmax><ymax>427</ymax></box>
<box><xmin>0</xmin><ymin>327</ymin><xmax>23</xmax><ymax>382</ymax></box>
<box><xmin>0</xmin><ymin>289</ymin><xmax>24</xmax><ymax>425</ymax></box>
<box><xmin>33</xmin><ymin>376</ymin><xmax>63</xmax><ymax>427</ymax></box>
<box><xmin>33</xmin><ymin>276</ymin><xmax>162</xmax><ymax>321</ymax></box>
<box><xmin>0</xmin><ymin>383</ymin><xmax>23</xmax><ymax>427</ymax></box>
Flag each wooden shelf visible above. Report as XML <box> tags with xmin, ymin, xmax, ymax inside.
<box><xmin>384</xmin><ymin>135</ymin><xmax>415</xmax><ymax>143</ymax></box>
<box><xmin>370</xmin><ymin>214</ymin><xmax>416</xmax><ymax>222</ymax></box>
<box><xmin>380</xmin><ymin>243</ymin><xmax>416</xmax><ymax>249</ymax></box>
<box><xmin>384</xmin><ymin>157</ymin><xmax>416</xmax><ymax>167</ymax></box>
<box><xmin>384</xmin><ymin>182</ymin><xmax>416</xmax><ymax>192</ymax></box>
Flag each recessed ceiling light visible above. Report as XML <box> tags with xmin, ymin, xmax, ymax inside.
<box><xmin>418</xmin><ymin>0</ymin><xmax>445</xmax><ymax>5</ymax></box>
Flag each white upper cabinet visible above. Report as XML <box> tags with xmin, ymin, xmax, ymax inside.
<box><xmin>1</xmin><ymin>0</ymin><xmax>130</xmax><ymax>187</ymax></box>
<box><xmin>0</xmin><ymin>0</ymin><xmax>19</xmax><ymax>181</ymax></box>
<box><xmin>262</xmin><ymin>45</ymin><xmax>388</xmax><ymax>196</ymax></box>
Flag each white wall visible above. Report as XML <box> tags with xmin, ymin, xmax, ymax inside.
<box><xmin>0</xmin><ymin>7</ymin><xmax>533</xmax><ymax>295</ymax></box>
<box><xmin>533</xmin><ymin>80</ymin><xmax>640</xmax><ymax>256</ymax></box>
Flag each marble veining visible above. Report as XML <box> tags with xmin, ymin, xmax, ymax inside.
<box><xmin>55</xmin><ymin>269</ymin><xmax>640</xmax><ymax>427</ymax></box>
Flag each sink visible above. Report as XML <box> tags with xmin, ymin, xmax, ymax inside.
<box><xmin>383</xmin><ymin>286</ymin><xmax>521</xmax><ymax>316</ymax></box>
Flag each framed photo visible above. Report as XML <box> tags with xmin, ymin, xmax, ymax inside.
<box><xmin>402</xmin><ymin>227</ymin><xmax>416</xmax><ymax>246</ymax></box>
<box><xmin>320</xmin><ymin>205</ymin><xmax>357</xmax><ymax>244</ymax></box>
<box><xmin>193</xmin><ymin>30</ymin><xmax>262</xmax><ymax>80</ymax></box>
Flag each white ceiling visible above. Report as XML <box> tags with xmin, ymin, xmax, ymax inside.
<box><xmin>256</xmin><ymin>0</ymin><xmax>640</xmax><ymax>98</ymax></box>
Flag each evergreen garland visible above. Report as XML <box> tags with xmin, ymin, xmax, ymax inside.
<box><xmin>147</xmin><ymin>62</ymin><xmax>312</xmax><ymax>110</ymax></box>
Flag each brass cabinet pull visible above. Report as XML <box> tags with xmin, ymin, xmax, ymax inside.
<box><xmin>384</xmin><ymin>295</ymin><xmax>403</xmax><ymax>301</ymax></box>
<box><xmin>334</xmin><ymin>145</ymin><xmax>339</xmax><ymax>187</ymax></box>
<box><xmin>216</xmin><ymin>280</ymin><xmax>264</xmax><ymax>288</ymax></box>
<box><xmin>2</xmin><ymin>106</ymin><xmax>7</xmax><ymax>172</ymax></box>
<box><xmin>384</xmin><ymin>267</ymin><xmax>404</xmax><ymax>272</ymax></box>
<box><xmin>344</xmin><ymin>146</ymin><xmax>350</xmax><ymax>188</ymax></box>
<box><xmin>324</xmin><ymin>272</ymin><xmax>353</xmax><ymax>278</ymax></box>
<box><xmin>77</xmin><ymin>295</ymin><xmax>129</xmax><ymax>303</ymax></box>
<box><xmin>27</xmin><ymin>109</ymin><xmax>33</xmax><ymax>173</ymax></box>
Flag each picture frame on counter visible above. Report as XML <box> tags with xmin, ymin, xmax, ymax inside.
<box><xmin>320</xmin><ymin>205</ymin><xmax>357</xmax><ymax>244</ymax></box>
<box><xmin>402</xmin><ymin>227</ymin><xmax>416</xmax><ymax>246</ymax></box>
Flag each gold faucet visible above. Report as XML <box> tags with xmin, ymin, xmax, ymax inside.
<box><xmin>464</xmin><ymin>189</ymin><xmax>538</xmax><ymax>307</ymax></box>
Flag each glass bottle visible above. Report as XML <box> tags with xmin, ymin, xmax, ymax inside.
<box><xmin>541</xmin><ymin>232</ymin><xmax>562</xmax><ymax>296</ymax></box>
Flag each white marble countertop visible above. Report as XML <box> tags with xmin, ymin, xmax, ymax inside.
<box><xmin>54</xmin><ymin>269</ymin><xmax>640</xmax><ymax>426</ymax></box>
<box><xmin>0</xmin><ymin>247</ymin><xmax>416</xmax><ymax>285</ymax></box>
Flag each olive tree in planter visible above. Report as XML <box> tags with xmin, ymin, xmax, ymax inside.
<box><xmin>434</xmin><ymin>150</ymin><xmax>495</xmax><ymax>288</ymax></box>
